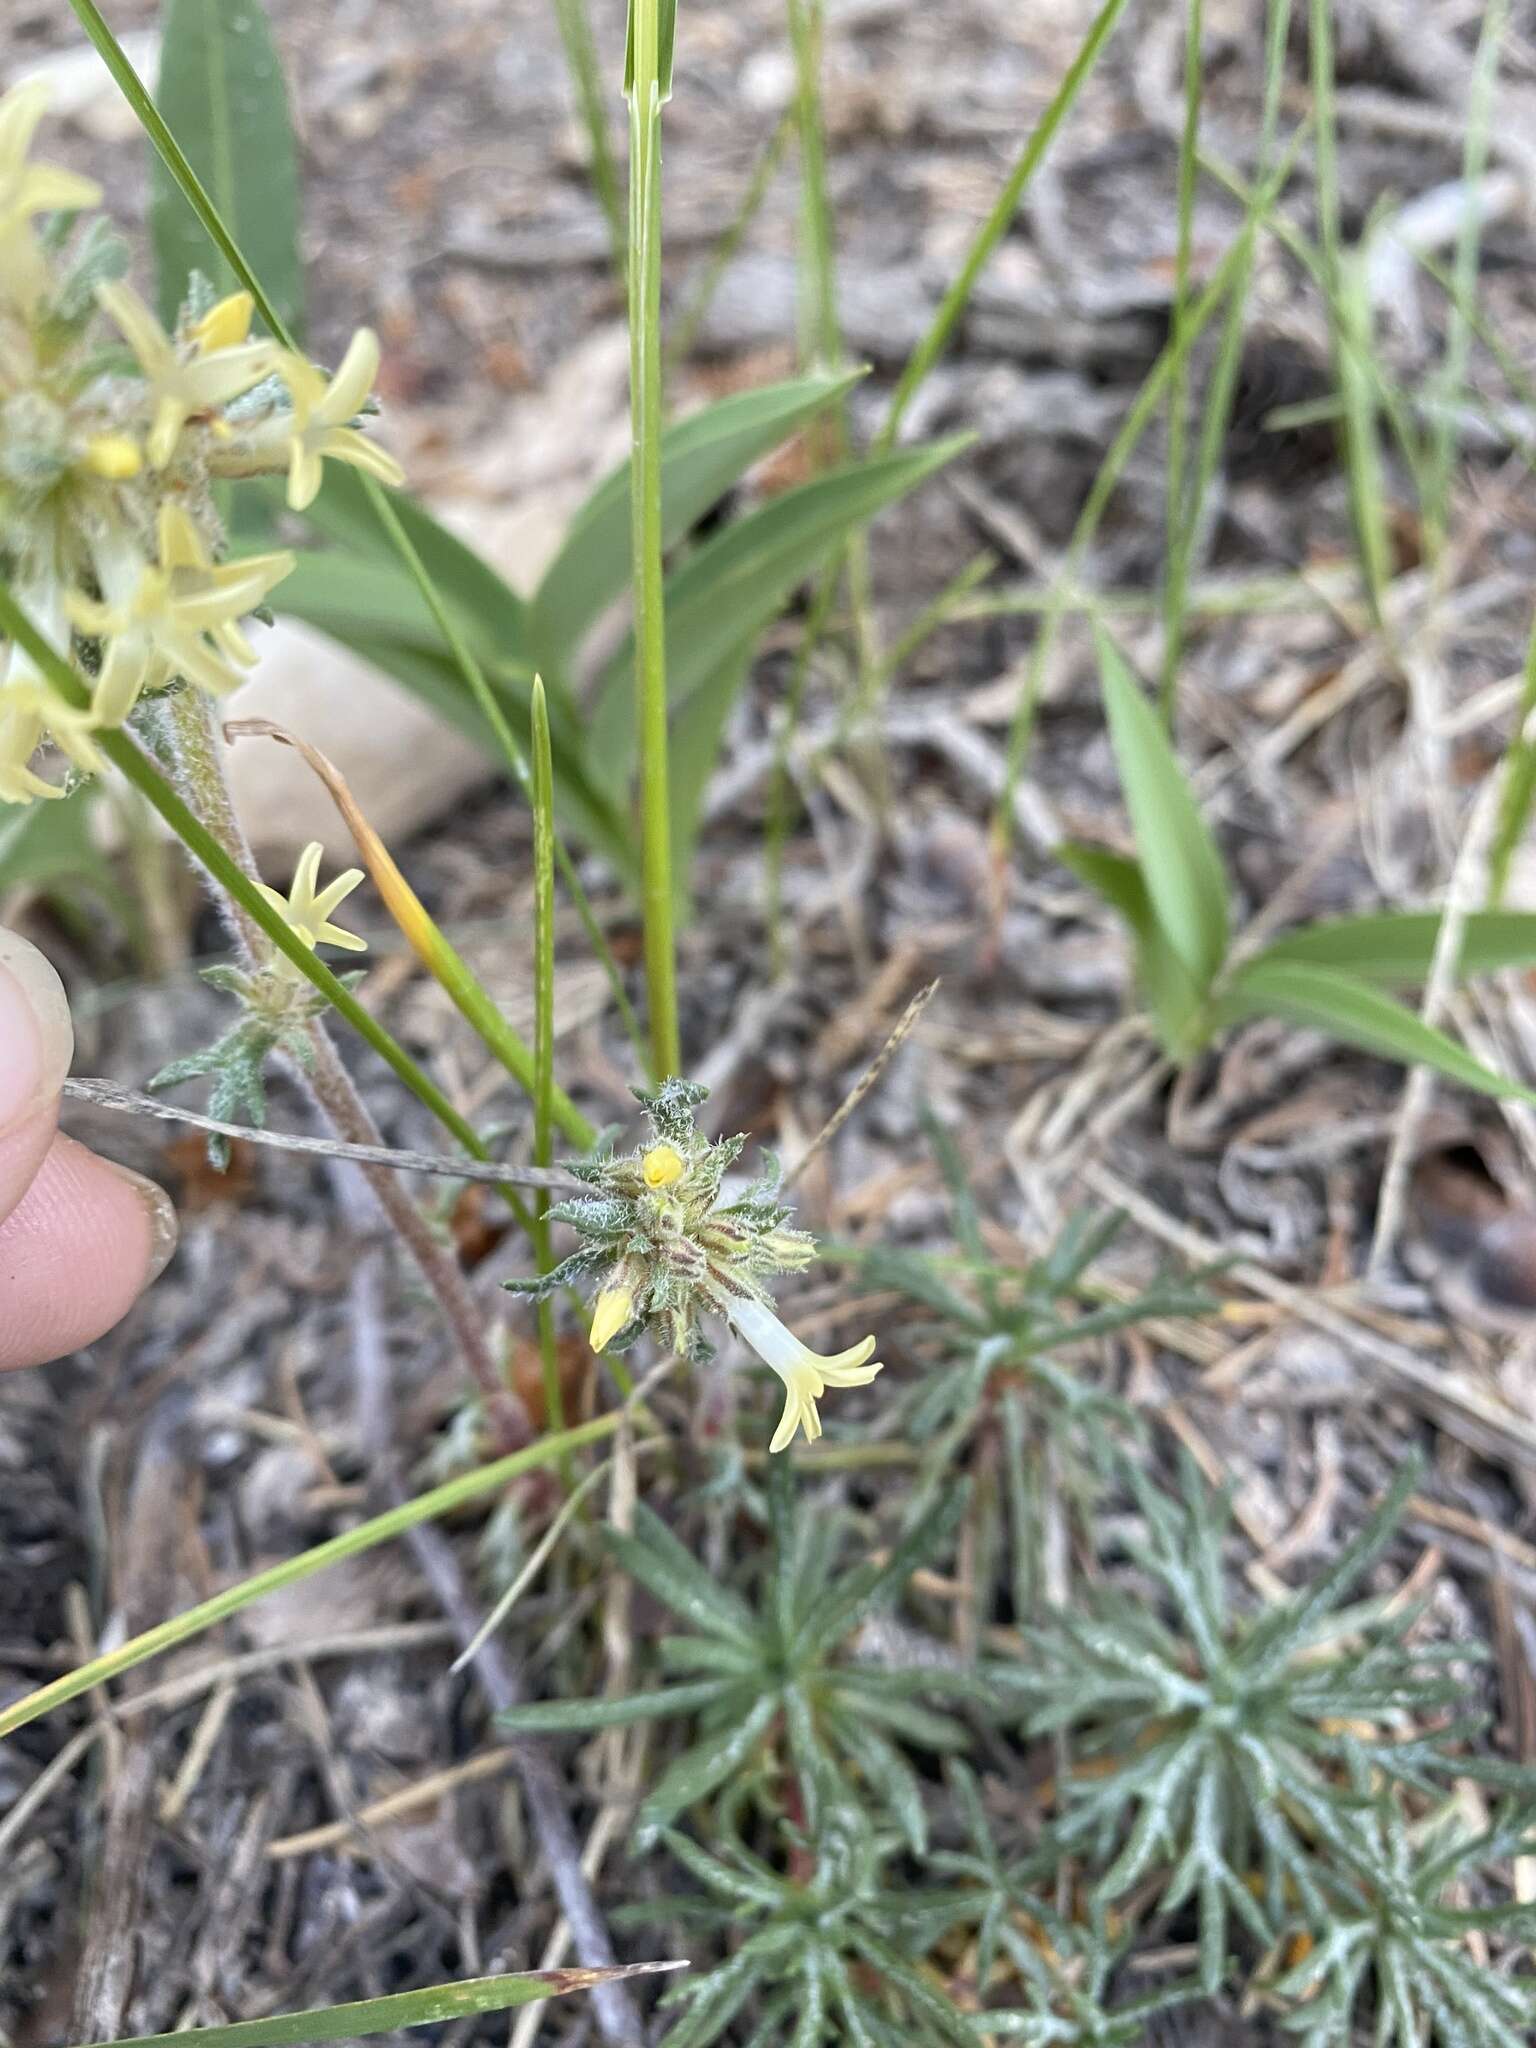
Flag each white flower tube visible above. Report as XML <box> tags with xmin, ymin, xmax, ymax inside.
<box><xmin>727</xmin><ymin>1294</ymin><xmax>882</xmax><ymax>1454</ymax></box>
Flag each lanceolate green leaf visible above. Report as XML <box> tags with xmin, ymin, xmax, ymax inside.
<box><xmin>275</xmin><ymin>468</ymin><xmax>533</xmax><ymax>672</ymax></box>
<box><xmin>531</xmin><ymin>372</ymin><xmax>865</xmax><ymax>670</ymax></box>
<box><xmin>1096</xmin><ymin>628</ymin><xmax>1229</xmax><ymax>992</ymax></box>
<box><xmin>92</xmin><ymin>1967</ymin><xmax>683</xmax><ymax>2048</ymax></box>
<box><xmin>592</xmin><ymin>436</ymin><xmax>971</xmax><ymax>787</ymax></box>
<box><xmin>150</xmin><ymin>0</ymin><xmax>303</xmax><ymax>338</ymax></box>
<box><xmin>1057</xmin><ymin>841</ymin><xmax>1207</xmax><ymax>1053</ymax></box>
<box><xmin>1248</xmin><ymin>910</ymin><xmax>1536</xmax><ymax>988</ymax></box>
<box><xmin>1216</xmin><ymin>961</ymin><xmax>1535</xmax><ymax>1102</ymax></box>
<box><xmin>669</xmin><ymin>645</ymin><xmax>753</xmax><ymax>915</ymax></box>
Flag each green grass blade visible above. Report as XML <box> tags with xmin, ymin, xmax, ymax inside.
<box><xmin>626</xmin><ymin>0</ymin><xmax>680</xmax><ymax>1077</ymax></box>
<box><xmin>1247</xmin><ymin>910</ymin><xmax>1536</xmax><ymax>986</ymax></box>
<box><xmin>1161</xmin><ymin>0</ymin><xmax>1205</xmax><ymax>713</ymax></box>
<box><xmin>67</xmin><ymin>0</ymin><xmax>289</xmax><ymax>340</ymax></box>
<box><xmin>1490</xmin><ymin>608</ymin><xmax>1536</xmax><ymax>908</ymax></box>
<box><xmin>1160</xmin><ymin>0</ymin><xmax>1291</xmax><ymax>714</ymax></box>
<box><xmin>1096</xmin><ymin>627</ymin><xmax>1229</xmax><ymax>991</ymax></box>
<box><xmin>150</xmin><ymin>0</ymin><xmax>302</xmax><ymax>337</ymax></box>
<box><xmin>668</xmin><ymin>644</ymin><xmax>753</xmax><ymax>914</ymax></box>
<box><xmin>666</xmin><ymin>108</ymin><xmax>794</xmax><ymax>375</ymax></box>
<box><xmin>1423</xmin><ymin>0</ymin><xmax>1507</xmax><ymax>556</ymax></box>
<box><xmin>877</xmin><ymin>0</ymin><xmax>1131</xmax><ymax>449</ymax></box>
<box><xmin>1215</xmin><ymin>960</ymin><xmax>1535</xmax><ymax>1101</ymax></box>
<box><xmin>531</xmin><ymin>371</ymin><xmax>863</xmax><ymax>670</ymax></box>
<box><xmin>996</xmin><ymin>129</ymin><xmax>1305</xmax><ymax>837</ymax></box>
<box><xmin>0</xmin><ymin>1412</ymin><xmax>622</xmax><ymax>1740</ymax></box>
<box><xmin>86</xmin><ymin>1967</ymin><xmax>684</xmax><ymax>2048</ymax></box>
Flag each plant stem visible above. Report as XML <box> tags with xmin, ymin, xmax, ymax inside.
<box><xmin>626</xmin><ymin>0</ymin><xmax>680</xmax><ymax>1079</ymax></box>
<box><xmin>531</xmin><ymin>680</ymin><xmax>571</xmax><ymax>1470</ymax></box>
<box><xmin>305</xmin><ymin>1024</ymin><xmax>525</xmax><ymax>1443</ymax></box>
<box><xmin>162</xmin><ymin>687</ymin><xmax>521</xmax><ymax>1441</ymax></box>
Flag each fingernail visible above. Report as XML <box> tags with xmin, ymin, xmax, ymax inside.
<box><xmin>0</xmin><ymin>932</ymin><xmax>73</xmax><ymax>1132</ymax></box>
<box><xmin>106</xmin><ymin>1161</ymin><xmax>180</xmax><ymax>1285</ymax></box>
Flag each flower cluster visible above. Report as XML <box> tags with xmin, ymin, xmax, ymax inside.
<box><xmin>152</xmin><ymin>841</ymin><xmax>368</xmax><ymax>1163</ymax></box>
<box><xmin>0</xmin><ymin>80</ymin><xmax>404</xmax><ymax>804</ymax></box>
<box><xmin>504</xmin><ymin>1078</ymin><xmax>883</xmax><ymax>1452</ymax></box>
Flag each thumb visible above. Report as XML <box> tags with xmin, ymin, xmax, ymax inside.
<box><xmin>0</xmin><ymin>927</ymin><xmax>72</xmax><ymax>1222</ymax></box>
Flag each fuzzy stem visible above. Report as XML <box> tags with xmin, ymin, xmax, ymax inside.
<box><xmin>303</xmin><ymin>1022</ymin><xmax>528</xmax><ymax>1448</ymax></box>
<box><xmin>162</xmin><ymin>689</ymin><xmax>524</xmax><ymax>1442</ymax></box>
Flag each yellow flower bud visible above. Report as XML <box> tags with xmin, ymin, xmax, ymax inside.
<box><xmin>588</xmin><ymin>1284</ymin><xmax>635</xmax><ymax>1354</ymax></box>
<box><xmin>81</xmin><ymin>432</ymin><xmax>141</xmax><ymax>479</ymax></box>
<box><xmin>642</xmin><ymin>1143</ymin><xmax>685</xmax><ymax>1189</ymax></box>
<box><xmin>190</xmin><ymin>290</ymin><xmax>255</xmax><ymax>353</ymax></box>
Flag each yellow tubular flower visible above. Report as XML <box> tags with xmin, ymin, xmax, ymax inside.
<box><xmin>96</xmin><ymin>280</ymin><xmax>276</xmax><ymax>470</ymax></box>
<box><xmin>588</xmin><ymin>1283</ymin><xmax>636</xmax><ymax>1355</ymax></box>
<box><xmin>189</xmin><ymin>291</ymin><xmax>255</xmax><ymax>353</ymax></box>
<box><xmin>642</xmin><ymin>1143</ymin><xmax>686</xmax><ymax>1189</ymax></box>
<box><xmin>726</xmin><ymin>1295</ymin><xmax>883</xmax><ymax>1454</ymax></box>
<box><xmin>274</xmin><ymin>330</ymin><xmax>406</xmax><ymax>510</ymax></box>
<box><xmin>0</xmin><ymin>683</ymin><xmax>107</xmax><ymax>801</ymax></box>
<box><xmin>255</xmin><ymin>841</ymin><xmax>368</xmax><ymax>964</ymax></box>
<box><xmin>0</xmin><ymin>81</ymin><xmax>102</xmax><ymax>306</ymax></box>
<box><xmin>67</xmin><ymin>504</ymin><xmax>294</xmax><ymax>715</ymax></box>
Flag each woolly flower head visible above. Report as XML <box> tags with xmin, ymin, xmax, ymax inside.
<box><xmin>504</xmin><ymin>1078</ymin><xmax>883</xmax><ymax>1452</ymax></box>
<box><xmin>0</xmin><ymin>81</ymin><xmax>403</xmax><ymax>805</ymax></box>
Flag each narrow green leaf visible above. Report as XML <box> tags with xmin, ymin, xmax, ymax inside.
<box><xmin>273</xmin><ymin>469</ymin><xmax>532</xmax><ymax>667</ymax></box>
<box><xmin>150</xmin><ymin>0</ymin><xmax>303</xmax><ymax>337</ymax></box>
<box><xmin>0</xmin><ymin>783</ymin><xmax>130</xmax><ymax>922</ymax></box>
<box><xmin>92</xmin><ymin>1967</ymin><xmax>684</xmax><ymax>2048</ymax></box>
<box><xmin>1096</xmin><ymin>628</ymin><xmax>1229</xmax><ymax>991</ymax></box>
<box><xmin>606</xmin><ymin>1504</ymin><xmax>759</xmax><ymax>1645</ymax></box>
<box><xmin>1248</xmin><ymin>910</ymin><xmax>1536</xmax><ymax>988</ymax></box>
<box><xmin>592</xmin><ymin>437</ymin><xmax>971</xmax><ymax>787</ymax></box>
<box><xmin>531</xmin><ymin>372</ymin><xmax>864</xmax><ymax>668</ymax></box>
<box><xmin>1057</xmin><ymin>840</ymin><xmax>1207</xmax><ymax>1052</ymax></box>
<box><xmin>1216</xmin><ymin>961</ymin><xmax>1536</xmax><ymax>1101</ymax></box>
<box><xmin>635</xmin><ymin>1690</ymin><xmax>781</xmax><ymax>1843</ymax></box>
<box><xmin>0</xmin><ymin>1411</ymin><xmax>622</xmax><ymax>1739</ymax></box>
<box><xmin>668</xmin><ymin>644</ymin><xmax>752</xmax><ymax>915</ymax></box>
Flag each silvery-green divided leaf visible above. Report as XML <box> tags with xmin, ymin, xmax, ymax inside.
<box><xmin>1095</xmin><ymin>628</ymin><xmax>1230</xmax><ymax>995</ymax></box>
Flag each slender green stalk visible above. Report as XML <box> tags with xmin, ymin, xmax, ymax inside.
<box><xmin>1160</xmin><ymin>0</ymin><xmax>1291</xmax><ymax>715</ymax></box>
<box><xmin>1159</xmin><ymin>0</ymin><xmax>1204</xmax><ymax>714</ymax></box>
<box><xmin>530</xmin><ymin>679</ymin><xmax>570</xmax><ymax>1465</ymax></box>
<box><xmin>1309</xmin><ymin>0</ymin><xmax>1391</xmax><ymax>624</ymax></box>
<box><xmin>66</xmin><ymin>0</ymin><xmax>645</xmax><ymax>1078</ymax></box>
<box><xmin>787</xmin><ymin>0</ymin><xmax>843</xmax><ymax>424</ymax></box>
<box><xmin>0</xmin><ymin>1412</ymin><xmax>622</xmax><ymax>1740</ymax></box>
<box><xmin>554</xmin><ymin>0</ymin><xmax>627</xmax><ymax>283</ymax></box>
<box><xmin>1425</xmin><ymin>0</ymin><xmax>1507</xmax><ymax>558</ymax></box>
<box><xmin>665</xmin><ymin>108</ymin><xmax>793</xmax><ymax>377</ymax></box>
<box><xmin>876</xmin><ymin>0</ymin><xmax>1131</xmax><ymax>452</ymax></box>
<box><xmin>625</xmin><ymin>0</ymin><xmax>681</xmax><ymax>1078</ymax></box>
<box><xmin>1488</xmin><ymin>607</ymin><xmax>1536</xmax><ymax>909</ymax></box>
